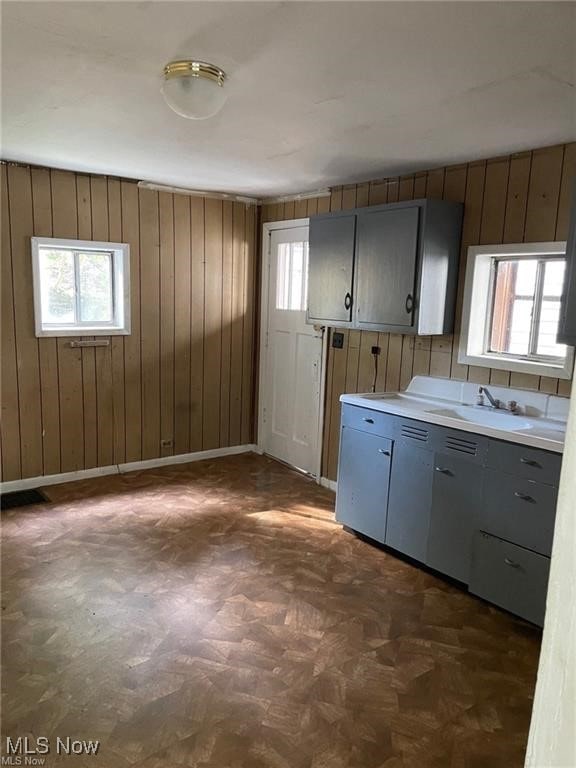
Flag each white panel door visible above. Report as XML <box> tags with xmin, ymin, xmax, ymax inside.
<box><xmin>261</xmin><ymin>225</ymin><xmax>324</xmax><ymax>474</ymax></box>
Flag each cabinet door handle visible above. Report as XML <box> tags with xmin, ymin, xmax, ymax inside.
<box><xmin>504</xmin><ymin>557</ymin><xmax>520</xmax><ymax>569</ymax></box>
<box><xmin>405</xmin><ymin>293</ymin><xmax>414</xmax><ymax>314</ymax></box>
<box><xmin>344</xmin><ymin>292</ymin><xmax>352</xmax><ymax>310</ymax></box>
<box><xmin>520</xmin><ymin>457</ymin><xmax>541</xmax><ymax>468</ymax></box>
<box><xmin>514</xmin><ymin>491</ymin><xmax>535</xmax><ymax>503</ymax></box>
<box><xmin>434</xmin><ymin>466</ymin><xmax>452</xmax><ymax>475</ymax></box>
<box><xmin>378</xmin><ymin>448</ymin><xmax>391</xmax><ymax>456</ymax></box>
<box><xmin>363</xmin><ymin>417</ymin><xmax>374</xmax><ymax>424</ymax></box>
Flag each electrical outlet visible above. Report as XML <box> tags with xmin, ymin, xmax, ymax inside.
<box><xmin>160</xmin><ymin>439</ymin><xmax>173</xmax><ymax>448</ymax></box>
<box><xmin>371</xmin><ymin>346</ymin><xmax>381</xmax><ymax>355</ymax></box>
<box><xmin>332</xmin><ymin>332</ymin><xmax>344</xmax><ymax>349</ymax></box>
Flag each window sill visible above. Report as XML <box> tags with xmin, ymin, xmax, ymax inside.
<box><xmin>457</xmin><ymin>348</ymin><xmax>575</xmax><ymax>380</ymax></box>
<box><xmin>35</xmin><ymin>327</ymin><xmax>131</xmax><ymax>338</ymax></box>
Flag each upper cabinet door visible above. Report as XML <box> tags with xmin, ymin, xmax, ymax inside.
<box><xmin>558</xmin><ymin>178</ymin><xmax>576</xmax><ymax>346</ymax></box>
<box><xmin>307</xmin><ymin>214</ymin><xmax>356</xmax><ymax>325</ymax></box>
<box><xmin>355</xmin><ymin>206</ymin><xmax>420</xmax><ymax>329</ymax></box>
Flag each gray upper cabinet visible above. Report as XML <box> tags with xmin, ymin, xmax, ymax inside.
<box><xmin>306</xmin><ymin>198</ymin><xmax>463</xmax><ymax>334</ymax></box>
<box><xmin>356</xmin><ymin>207</ymin><xmax>419</xmax><ymax>331</ymax></box>
<box><xmin>307</xmin><ymin>213</ymin><xmax>356</xmax><ymax>325</ymax></box>
<box><xmin>558</xmin><ymin>178</ymin><xmax>576</xmax><ymax>346</ymax></box>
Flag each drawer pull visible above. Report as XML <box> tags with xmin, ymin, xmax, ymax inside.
<box><xmin>378</xmin><ymin>448</ymin><xmax>391</xmax><ymax>456</ymax></box>
<box><xmin>520</xmin><ymin>457</ymin><xmax>541</xmax><ymax>468</ymax></box>
<box><xmin>344</xmin><ymin>292</ymin><xmax>352</xmax><ymax>310</ymax></box>
<box><xmin>363</xmin><ymin>418</ymin><xmax>374</xmax><ymax>424</ymax></box>
<box><xmin>514</xmin><ymin>491</ymin><xmax>535</xmax><ymax>503</ymax></box>
<box><xmin>504</xmin><ymin>557</ymin><xmax>520</xmax><ymax>569</ymax></box>
<box><xmin>435</xmin><ymin>466</ymin><xmax>452</xmax><ymax>475</ymax></box>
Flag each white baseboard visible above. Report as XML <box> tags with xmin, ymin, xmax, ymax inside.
<box><xmin>0</xmin><ymin>444</ymin><xmax>257</xmax><ymax>494</ymax></box>
<box><xmin>319</xmin><ymin>476</ymin><xmax>337</xmax><ymax>493</ymax></box>
<box><xmin>118</xmin><ymin>444</ymin><xmax>257</xmax><ymax>474</ymax></box>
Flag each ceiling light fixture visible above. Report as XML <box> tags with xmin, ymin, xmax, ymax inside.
<box><xmin>161</xmin><ymin>60</ymin><xmax>227</xmax><ymax>120</ymax></box>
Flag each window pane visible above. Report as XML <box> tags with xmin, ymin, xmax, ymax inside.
<box><xmin>490</xmin><ymin>259</ymin><xmax>537</xmax><ymax>354</ymax></box>
<box><xmin>542</xmin><ymin>259</ymin><xmax>565</xmax><ymax>298</ymax></box>
<box><xmin>537</xmin><ymin>299</ymin><xmax>566</xmax><ymax>357</ymax></box>
<box><xmin>78</xmin><ymin>252</ymin><xmax>113</xmax><ymax>322</ymax></box>
<box><xmin>39</xmin><ymin>249</ymin><xmax>75</xmax><ymax>323</ymax></box>
<box><xmin>275</xmin><ymin>241</ymin><xmax>309</xmax><ymax>311</ymax></box>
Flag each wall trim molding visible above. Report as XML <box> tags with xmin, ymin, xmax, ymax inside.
<box><xmin>0</xmin><ymin>444</ymin><xmax>258</xmax><ymax>494</ymax></box>
<box><xmin>319</xmin><ymin>476</ymin><xmax>337</xmax><ymax>493</ymax></box>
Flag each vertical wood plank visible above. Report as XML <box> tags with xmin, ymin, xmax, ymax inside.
<box><xmin>51</xmin><ymin>169</ymin><xmax>84</xmax><ymax>472</ymax></box>
<box><xmin>385</xmin><ymin>335</ymin><xmax>403</xmax><ymax>391</ymax></box>
<box><xmin>203</xmin><ymin>197</ymin><xmax>222</xmax><ymax>449</ymax></box>
<box><xmin>90</xmin><ymin>176</ymin><xmax>114</xmax><ymax>467</ymax></box>
<box><xmin>503</xmin><ymin>152</ymin><xmax>532</xmax><ymax>242</ymax></box>
<box><xmin>426</xmin><ymin>168</ymin><xmax>445</xmax><ymax>199</ymax></box>
<box><xmin>229</xmin><ymin>201</ymin><xmax>245</xmax><ymax>446</ymax></box>
<box><xmin>480</xmin><ymin>158</ymin><xmax>510</xmax><ymax>245</ymax></box>
<box><xmin>139</xmin><ymin>188</ymin><xmax>161</xmax><ymax>459</ymax></box>
<box><xmin>121</xmin><ymin>180</ymin><xmax>142</xmax><ymax>463</ymax></box>
<box><xmin>190</xmin><ymin>197</ymin><xmax>205</xmax><ymax>451</ymax></box>
<box><xmin>31</xmin><ymin>167</ymin><xmax>61</xmax><ymax>476</ymax></box>
<box><xmin>173</xmin><ymin>194</ymin><xmax>191</xmax><ymax>454</ymax></box>
<box><xmin>220</xmin><ymin>200</ymin><xmax>233</xmax><ymax>447</ymax></box>
<box><xmin>556</xmin><ymin>143</ymin><xmax>576</xmax><ymax>240</ymax></box>
<box><xmin>356</xmin><ymin>331</ymin><xmax>379</xmax><ymax>393</ymax></box>
<box><xmin>159</xmin><ymin>192</ymin><xmax>175</xmax><ymax>457</ymax></box>
<box><xmin>75</xmin><ymin>175</ymin><xmax>98</xmax><ymax>469</ymax></box>
<box><xmin>241</xmin><ymin>204</ymin><xmax>256</xmax><ymax>444</ymax></box>
<box><xmin>1</xmin><ymin>164</ymin><xmax>21</xmax><ymax>480</ymax></box>
<box><xmin>108</xmin><ymin>177</ymin><xmax>126</xmax><ymax>464</ymax></box>
<box><xmin>524</xmin><ymin>146</ymin><xmax>564</xmax><ymax>242</ymax></box>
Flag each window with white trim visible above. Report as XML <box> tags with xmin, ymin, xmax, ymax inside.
<box><xmin>31</xmin><ymin>237</ymin><xmax>130</xmax><ymax>337</ymax></box>
<box><xmin>459</xmin><ymin>242</ymin><xmax>574</xmax><ymax>380</ymax></box>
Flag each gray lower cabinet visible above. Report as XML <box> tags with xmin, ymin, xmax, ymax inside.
<box><xmin>469</xmin><ymin>532</ymin><xmax>550</xmax><ymax>626</ymax></box>
<box><xmin>480</xmin><ymin>469</ymin><xmax>557</xmax><ymax>557</ymax></box>
<box><xmin>426</xmin><ymin>451</ymin><xmax>484</xmax><ymax>583</ymax></box>
<box><xmin>335</xmin><ymin>426</ymin><xmax>393</xmax><ymax>543</ymax></box>
<box><xmin>385</xmin><ymin>438</ymin><xmax>433</xmax><ymax>561</ymax></box>
<box><xmin>336</xmin><ymin>407</ymin><xmax>560</xmax><ymax>625</ymax></box>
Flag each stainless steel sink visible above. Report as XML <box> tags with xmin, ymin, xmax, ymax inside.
<box><xmin>427</xmin><ymin>406</ymin><xmax>533</xmax><ymax>431</ymax></box>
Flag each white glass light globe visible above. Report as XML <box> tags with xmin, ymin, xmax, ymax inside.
<box><xmin>161</xmin><ymin>74</ymin><xmax>227</xmax><ymax>120</ymax></box>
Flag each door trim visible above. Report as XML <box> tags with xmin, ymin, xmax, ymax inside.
<box><xmin>257</xmin><ymin>219</ymin><xmax>326</xmax><ymax>482</ymax></box>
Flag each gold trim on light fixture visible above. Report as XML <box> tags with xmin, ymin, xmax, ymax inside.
<box><xmin>163</xmin><ymin>60</ymin><xmax>226</xmax><ymax>86</ymax></box>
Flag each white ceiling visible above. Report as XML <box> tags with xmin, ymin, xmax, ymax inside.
<box><xmin>2</xmin><ymin>1</ymin><xmax>575</xmax><ymax>197</ymax></box>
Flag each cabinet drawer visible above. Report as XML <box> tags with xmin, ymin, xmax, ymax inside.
<box><xmin>341</xmin><ymin>404</ymin><xmax>395</xmax><ymax>437</ymax></box>
<box><xmin>469</xmin><ymin>532</ymin><xmax>550</xmax><ymax>626</ymax></box>
<box><xmin>486</xmin><ymin>440</ymin><xmax>561</xmax><ymax>486</ymax></box>
<box><xmin>481</xmin><ymin>470</ymin><xmax>558</xmax><ymax>556</ymax></box>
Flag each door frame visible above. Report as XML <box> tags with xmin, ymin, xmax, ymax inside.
<box><xmin>258</xmin><ymin>219</ymin><xmax>328</xmax><ymax>482</ymax></box>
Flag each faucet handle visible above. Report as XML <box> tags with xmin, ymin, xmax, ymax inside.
<box><xmin>507</xmin><ymin>400</ymin><xmax>519</xmax><ymax>413</ymax></box>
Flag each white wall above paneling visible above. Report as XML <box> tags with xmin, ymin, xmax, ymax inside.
<box><xmin>2</xmin><ymin>2</ymin><xmax>574</xmax><ymax>196</ymax></box>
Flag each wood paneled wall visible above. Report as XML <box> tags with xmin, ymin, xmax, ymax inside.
<box><xmin>262</xmin><ymin>142</ymin><xmax>576</xmax><ymax>480</ymax></box>
<box><xmin>1</xmin><ymin>163</ymin><xmax>258</xmax><ymax>482</ymax></box>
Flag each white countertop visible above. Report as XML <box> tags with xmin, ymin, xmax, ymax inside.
<box><xmin>340</xmin><ymin>376</ymin><xmax>569</xmax><ymax>453</ymax></box>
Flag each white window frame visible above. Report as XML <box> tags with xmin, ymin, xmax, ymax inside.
<box><xmin>31</xmin><ymin>237</ymin><xmax>131</xmax><ymax>337</ymax></box>
<box><xmin>458</xmin><ymin>241</ymin><xmax>574</xmax><ymax>380</ymax></box>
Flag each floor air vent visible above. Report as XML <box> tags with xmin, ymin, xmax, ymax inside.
<box><xmin>444</xmin><ymin>435</ymin><xmax>478</xmax><ymax>456</ymax></box>
<box><xmin>1</xmin><ymin>488</ymin><xmax>48</xmax><ymax>511</ymax></box>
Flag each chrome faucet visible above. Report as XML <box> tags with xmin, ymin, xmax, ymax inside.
<box><xmin>478</xmin><ymin>386</ymin><xmax>500</xmax><ymax>409</ymax></box>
